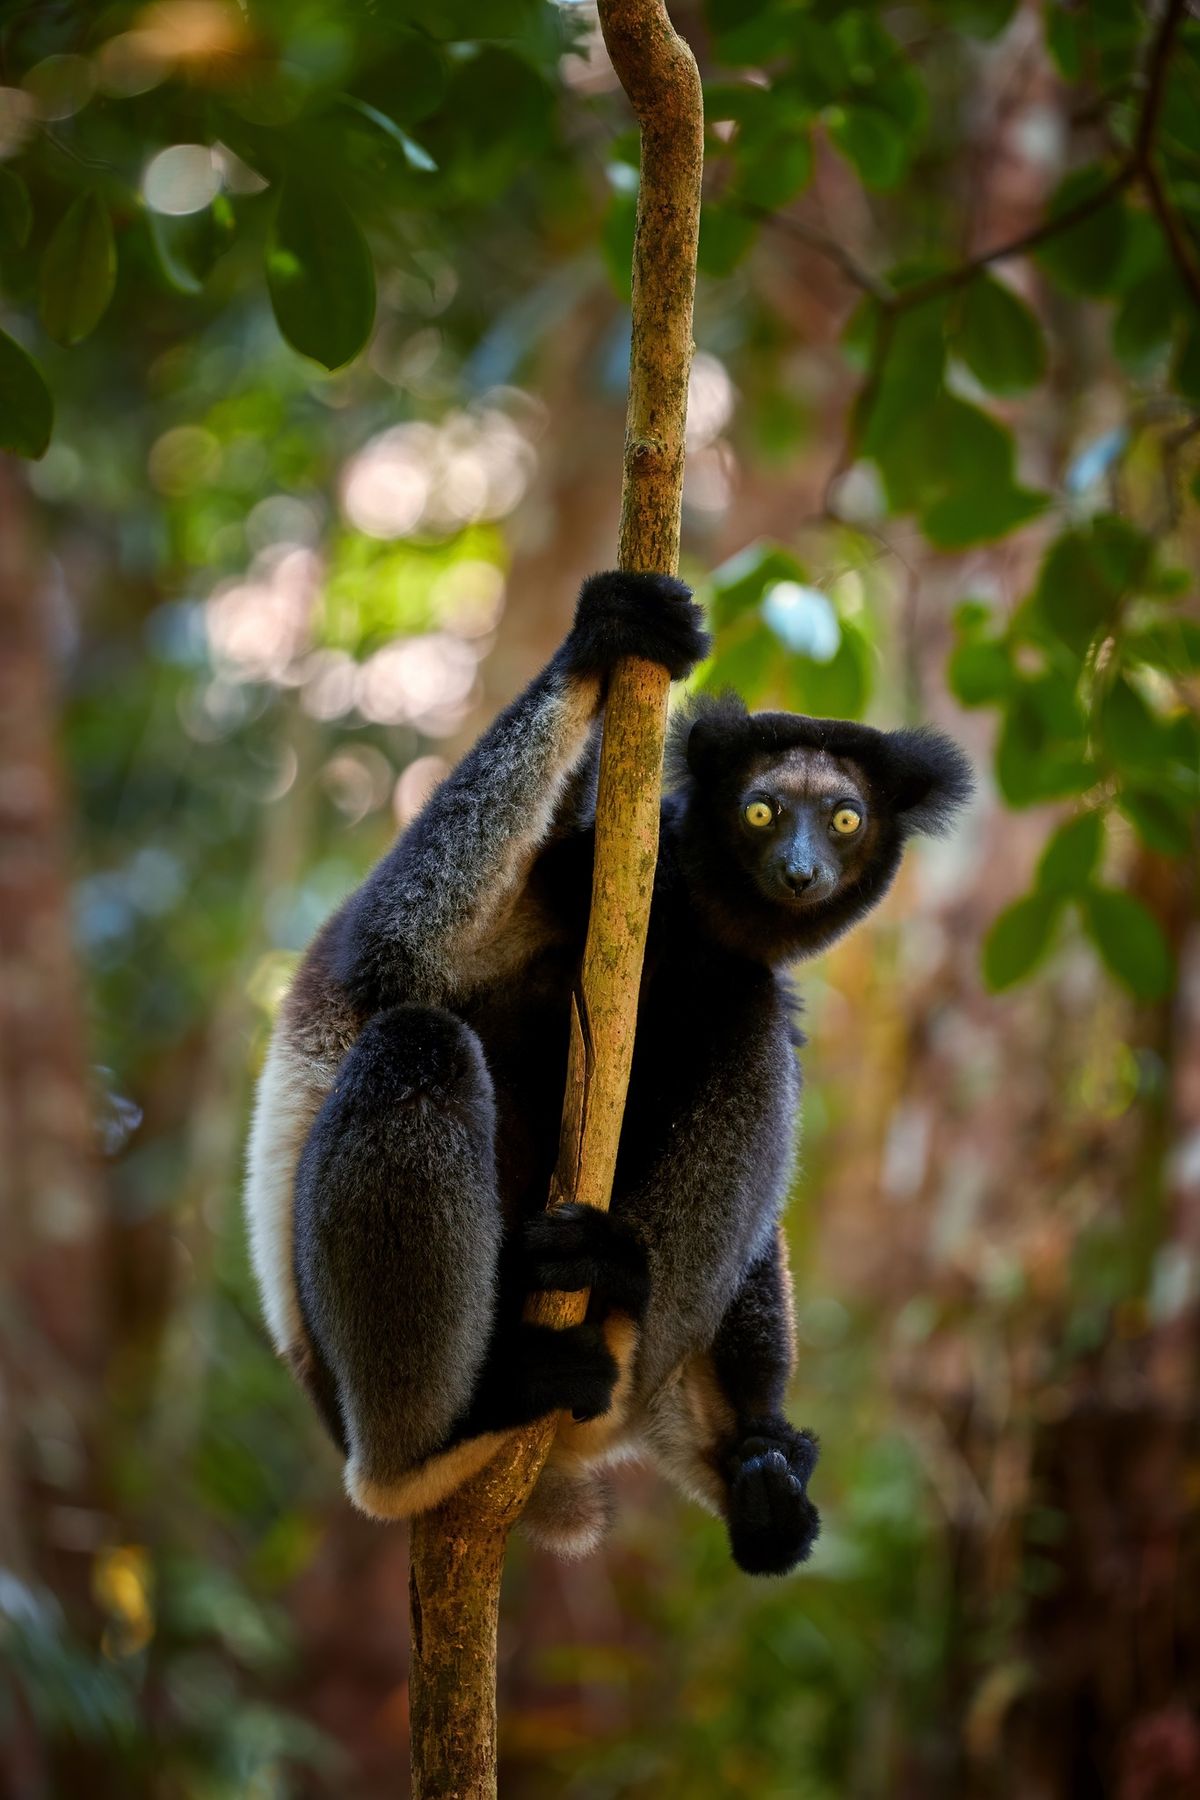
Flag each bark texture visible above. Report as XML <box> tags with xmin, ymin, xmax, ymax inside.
<box><xmin>407</xmin><ymin>4</ymin><xmax>703</xmax><ymax>1794</ymax></box>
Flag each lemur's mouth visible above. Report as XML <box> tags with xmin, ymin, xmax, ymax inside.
<box><xmin>761</xmin><ymin>868</ymin><xmax>835</xmax><ymax>909</ymax></box>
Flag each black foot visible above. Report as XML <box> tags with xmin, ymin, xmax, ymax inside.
<box><xmin>725</xmin><ymin>1417</ymin><xmax>820</xmax><ymax>1576</ymax></box>
<box><xmin>468</xmin><ymin>1322</ymin><xmax>619</xmax><ymax>1433</ymax></box>
<box><xmin>521</xmin><ymin>1203</ymin><xmax>650</xmax><ymax>1321</ymax></box>
<box><xmin>564</xmin><ymin>571</ymin><xmax>710</xmax><ymax>682</ymax></box>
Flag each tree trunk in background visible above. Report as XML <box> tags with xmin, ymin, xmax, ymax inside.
<box><xmin>0</xmin><ymin>458</ymin><xmax>107</xmax><ymax>1792</ymax></box>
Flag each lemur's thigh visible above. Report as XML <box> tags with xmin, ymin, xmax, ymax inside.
<box><xmin>293</xmin><ymin>1005</ymin><xmax>504</xmax><ymax>1512</ymax></box>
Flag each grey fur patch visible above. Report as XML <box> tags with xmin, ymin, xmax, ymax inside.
<box><xmin>520</xmin><ymin>1460</ymin><xmax>618</xmax><ymax>1559</ymax></box>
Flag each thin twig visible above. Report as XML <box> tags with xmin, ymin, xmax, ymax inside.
<box><xmin>894</xmin><ymin>169</ymin><xmax>1135</xmax><ymax>309</ymax></box>
<box><xmin>1142</xmin><ymin>159</ymin><xmax>1200</xmax><ymax>312</ymax></box>
<box><xmin>769</xmin><ymin>0</ymin><xmax>1189</xmax><ymax>307</ymax></box>
<box><xmin>799</xmin><ymin>0</ymin><xmax>1194</xmax><ymax>502</ymax></box>
<box><xmin>743</xmin><ymin>204</ymin><xmax>895</xmax><ymax>304</ymax></box>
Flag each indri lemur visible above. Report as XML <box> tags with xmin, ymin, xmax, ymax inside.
<box><xmin>245</xmin><ymin>571</ymin><xmax>971</xmax><ymax>1575</ymax></box>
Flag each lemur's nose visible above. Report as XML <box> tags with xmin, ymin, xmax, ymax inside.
<box><xmin>785</xmin><ymin>864</ymin><xmax>816</xmax><ymax>893</ymax></box>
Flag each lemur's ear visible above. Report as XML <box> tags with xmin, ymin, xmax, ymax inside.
<box><xmin>665</xmin><ymin>691</ymin><xmax>749</xmax><ymax>789</ymax></box>
<box><xmin>879</xmin><ymin>727</ymin><xmax>974</xmax><ymax>836</ymax></box>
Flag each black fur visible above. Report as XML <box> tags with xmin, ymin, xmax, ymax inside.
<box><xmin>724</xmin><ymin>1420</ymin><xmax>821</xmax><ymax>1575</ymax></box>
<box><xmin>523</xmin><ymin>1203</ymin><xmax>652</xmax><ymax>1322</ymax></box>
<box><xmin>564</xmin><ymin>570</ymin><xmax>711</xmax><ymax>682</ymax></box>
<box><xmin>253</xmin><ymin>571</ymin><xmax>971</xmax><ymax>1575</ymax></box>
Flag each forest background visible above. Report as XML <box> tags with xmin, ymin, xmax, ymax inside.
<box><xmin>1</xmin><ymin>2</ymin><xmax>1199</xmax><ymax>1796</ymax></box>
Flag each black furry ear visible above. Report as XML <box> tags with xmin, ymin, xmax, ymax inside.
<box><xmin>878</xmin><ymin>727</ymin><xmax>974</xmax><ymax>836</ymax></box>
<box><xmin>664</xmin><ymin>690</ymin><xmax>749</xmax><ymax>789</ymax></box>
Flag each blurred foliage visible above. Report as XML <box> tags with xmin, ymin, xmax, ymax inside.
<box><xmin>0</xmin><ymin>1</ymin><xmax>1198</xmax><ymax>1797</ymax></box>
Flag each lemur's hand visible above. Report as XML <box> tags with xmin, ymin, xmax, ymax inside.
<box><xmin>563</xmin><ymin>571</ymin><xmax>710</xmax><ymax>684</ymax></box>
<box><xmin>724</xmin><ymin>1417</ymin><xmax>820</xmax><ymax>1576</ymax></box>
<box><xmin>522</xmin><ymin>1202</ymin><xmax>650</xmax><ymax>1322</ymax></box>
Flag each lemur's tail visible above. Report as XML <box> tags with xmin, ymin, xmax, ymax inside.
<box><xmin>520</xmin><ymin>1458</ymin><xmax>616</xmax><ymax>1560</ymax></box>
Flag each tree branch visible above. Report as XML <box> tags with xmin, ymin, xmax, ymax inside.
<box><xmin>809</xmin><ymin>0</ymin><xmax>1194</xmax><ymax>497</ymax></box>
<box><xmin>767</xmin><ymin>0</ymin><xmax>1192</xmax><ymax>321</ymax></box>
<box><xmin>406</xmin><ymin>6</ymin><xmax>703</xmax><ymax>1795</ymax></box>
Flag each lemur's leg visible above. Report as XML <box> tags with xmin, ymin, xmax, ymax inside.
<box><xmin>643</xmin><ymin>1229</ymin><xmax>819</xmax><ymax>1575</ymax></box>
<box><xmin>711</xmin><ymin>1231</ymin><xmax>820</xmax><ymax>1575</ymax></box>
<box><xmin>293</xmin><ymin>1006</ymin><xmax>621</xmax><ymax>1520</ymax></box>
<box><xmin>332</xmin><ymin>572</ymin><xmax>707</xmax><ymax>1012</ymax></box>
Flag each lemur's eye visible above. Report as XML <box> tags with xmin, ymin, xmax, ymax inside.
<box><xmin>832</xmin><ymin>806</ymin><xmax>862</xmax><ymax>835</ymax></box>
<box><xmin>744</xmin><ymin>799</ymin><xmax>774</xmax><ymax>829</ymax></box>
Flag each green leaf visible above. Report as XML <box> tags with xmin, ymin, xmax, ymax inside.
<box><xmin>354</xmin><ymin>31</ymin><xmax>447</xmax><ymax>124</ymax></box>
<box><xmin>1113</xmin><ymin>268</ymin><xmax>1180</xmax><ymax>367</ymax></box>
<box><xmin>700</xmin><ymin>618</ymin><xmax>778</xmax><ymax>698</ymax></box>
<box><xmin>697</xmin><ymin>204</ymin><xmax>757</xmax><ymax>277</ymax></box>
<box><xmin>1028</xmin><ymin>526</ymin><xmax>1132</xmax><ymax>654</ymax></box>
<box><xmin>266</xmin><ymin>183</ymin><xmax>376</xmax><ymax>370</ymax></box>
<box><xmin>601</xmin><ymin>188</ymin><xmax>636</xmax><ymax>302</ymax></box>
<box><xmin>340</xmin><ymin>96</ymin><xmax>438</xmax><ymax>170</ymax></box>
<box><xmin>38</xmin><ymin>191</ymin><xmax>117</xmax><ymax>346</ymax></box>
<box><xmin>703</xmin><ymin>81</ymin><xmax>777</xmax><ymax>127</ymax></box>
<box><xmin>983</xmin><ymin>891</ymin><xmax>1062</xmax><ymax>989</ymax></box>
<box><xmin>1046</xmin><ymin>10</ymin><xmax>1081</xmax><ymax>79</ymax></box>
<box><xmin>1037</xmin><ymin>811</ymin><xmax>1104</xmax><ymax>895</ymax></box>
<box><xmin>1174</xmin><ymin>318</ymin><xmax>1200</xmax><ymax>404</ymax></box>
<box><xmin>869</xmin><ymin>385</ymin><xmax>1045</xmax><ymax>545</ymax></box>
<box><xmin>1126</xmin><ymin>620</ymin><xmax>1200</xmax><ymax>676</ymax></box>
<box><xmin>735</xmin><ymin>129</ymin><xmax>812</xmax><ymax>209</ymax></box>
<box><xmin>830</xmin><ymin>107</ymin><xmax>907</xmax><ymax>189</ymax></box>
<box><xmin>948</xmin><ymin>635</ymin><xmax>1013</xmax><ymax>706</ymax></box>
<box><xmin>1098</xmin><ymin>675</ymin><xmax>1164</xmax><ymax>774</ymax></box>
<box><xmin>941</xmin><ymin>0</ymin><xmax>1018</xmax><ymax>36</ymax></box>
<box><xmin>709</xmin><ymin>542</ymin><xmax>806</xmax><ymax>630</ymax></box>
<box><xmin>996</xmin><ymin>674</ymin><xmax>1093</xmax><ymax>806</ymax></box>
<box><xmin>1089</xmin><ymin>514</ymin><xmax>1151</xmax><ymax>594</ymax></box>
<box><xmin>0</xmin><ymin>167</ymin><xmax>32</xmax><ymax>248</ymax></box>
<box><xmin>1082</xmin><ymin>887</ymin><xmax>1173</xmax><ymax>999</ymax></box>
<box><xmin>955</xmin><ymin>275</ymin><xmax>1046</xmax><ymax>393</ymax></box>
<box><xmin>921</xmin><ymin>481</ymin><xmax>1044</xmax><ymax>549</ymax></box>
<box><xmin>0</xmin><ymin>329</ymin><xmax>53</xmax><ymax>458</ymax></box>
<box><xmin>148</xmin><ymin>204</ymin><xmax>234</xmax><ymax>296</ymax></box>
<box><xmin>785</xmin><ymin>617</ymin><xmax>872</xmax><ymax>719</ymax></box>
<box><xmin>708</xmin><ymin>0</ymin><xmax>798</xmax><ymax>63</ymax></box>
<box><xmin>1036</xmin><ymin>168</ymin><xmax>1128</xmax><ymax>298</ymax></box>
<box><xmin>1164</xmin><ymin>712</ymin><xmax>1200</xmax><ymax>798</ymax></box>
<box><xmin>1119</xmin><ymin>790</ymin><xmax>1193</xmax><ymax>857</ymax></box>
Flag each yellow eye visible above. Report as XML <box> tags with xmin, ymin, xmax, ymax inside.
<box><xmin>832</xmin><ymin>806</ymin><xmax>862</xmax><ymax>835</ymax></box>
<box><xmin>744</xmin><ymin>799</ymin><xmax>774</xmax><ymax>829</ymax></box>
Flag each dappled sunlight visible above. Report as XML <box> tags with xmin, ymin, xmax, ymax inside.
<box><xmin>340</xmin><ymin>406</ymin><xmax>537</xmax><ymax>540</ymax></box>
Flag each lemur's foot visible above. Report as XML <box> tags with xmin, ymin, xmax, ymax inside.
<box><xmin>513</xmin><ymin>1321</ymin><xmax>619</xmax><ymax>1424</ymax></box>
<box><xmin>565</xmin><ymin>571</ymin><xmax>710</xmax><ymax>683</ymax></box>
<box><xmin>522</xmin><ymin>1203</ymin><xmax>650</xmax><ymax>1322</ymax></box>
<box><xmin>724</xmin><ymin>1416</ymin><xmax>820</xmax><ymax>1576</ymax></box>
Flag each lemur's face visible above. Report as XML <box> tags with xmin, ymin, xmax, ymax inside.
<box><xmin>735</xmin><ymin>747</ymin><xmax>875</xmax><ymax>911</ymax></box>
<box><xmin>669</xmin><ymin>696</ymin><xmax>973</xmax><ymax>962</ymax></box>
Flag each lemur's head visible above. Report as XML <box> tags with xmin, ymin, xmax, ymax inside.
<box><xmin>666</xmin><ymin>693</ymin><xmax>973</xmax><ymax>964</ymax></box>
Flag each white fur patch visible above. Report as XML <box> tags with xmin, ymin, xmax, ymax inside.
<box><xmin>346</xmin><ymin>1432</ymin><xmax>508</xmax><ymax>1520</ymax></box>
<box><xmin>642</xmin><ymin>1360</ymin><xmax>732</xmax><ymax>1517</ymax></box>
<box><xmin>243</xmin><ymin>1026</ymin><xmax>331</xmax><ymax>1354</ymax></box>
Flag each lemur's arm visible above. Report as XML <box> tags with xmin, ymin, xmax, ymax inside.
<box><xmin>332</xmin><ymin>572</ymin><xmax>708</xmax><ymax>1011</ymax></box>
